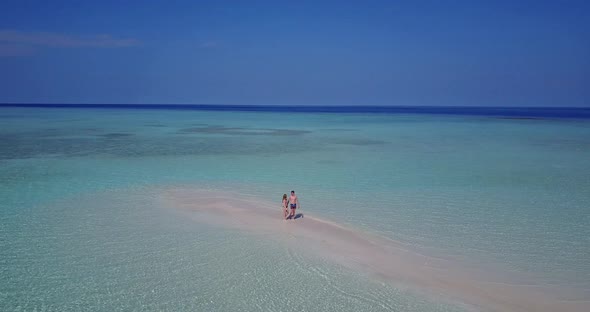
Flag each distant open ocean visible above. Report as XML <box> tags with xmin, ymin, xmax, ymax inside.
<box><xmin>1</xmin><ymin>104</ymin><xmax>589</xmax><ymax>311</ymax></box>
<box><xmin>2</xmin><ymin>103</ymin><xmax>590</xmax><ymax>118</ymax></box>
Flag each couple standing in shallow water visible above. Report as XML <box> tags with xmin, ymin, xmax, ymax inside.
<box><xmin>281</xmin><ymin>190</ymin><xmax>298</xmax><ymax>220</ymax></box>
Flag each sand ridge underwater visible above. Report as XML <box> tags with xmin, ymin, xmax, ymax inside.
<box><xmin>158</xmin><ymin>186</ymin><xmax>590</xmax><ymax>312</ymax></box>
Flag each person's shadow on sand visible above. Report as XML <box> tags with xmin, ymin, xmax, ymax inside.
<box><xmin>288</xmin><ymin>213</ymin><xmax>304</xmax><ymax>220</ymax></box>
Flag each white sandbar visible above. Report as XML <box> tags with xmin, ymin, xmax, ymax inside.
<box><xmin>157</xmin><ymin>187</ymin><xmax>589</xmax><ymax>312</ymax></box>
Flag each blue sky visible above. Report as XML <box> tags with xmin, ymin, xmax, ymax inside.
<box><xmin>0</xmin><ymin>0</ymin><xmax>588</xmax><ymax>106</ymax></box>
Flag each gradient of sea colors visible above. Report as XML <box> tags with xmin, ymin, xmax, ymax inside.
<box><xmin>1</xmin><ymin>106</ymin><xmax>589</xmax><ymax>311</ymax></box>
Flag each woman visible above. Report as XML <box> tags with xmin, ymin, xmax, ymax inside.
<box><xmin>281</xmin><ymin>194</ymin><xmax>289</xmax><ymax>219</ymax></box>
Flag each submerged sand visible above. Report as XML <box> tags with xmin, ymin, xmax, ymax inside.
<box><xmin>157</xmin><ymin>187</ymin><xmax>589</xmax><ymax>312</ymax></box>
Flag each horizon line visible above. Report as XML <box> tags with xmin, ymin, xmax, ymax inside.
<box><xmin>1</xmin><ymin>103</ymin><xmax>589</xmax><ymax>109</ymax></box>
<box><xmin>2</xmin><ymin>103</ymin><xmax>590</xmax><ymax>119</ymax></box>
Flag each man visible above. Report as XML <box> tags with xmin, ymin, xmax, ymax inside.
<box><xmin>288</xmin><ymin>190</ymin><xmax>298</xmax><ymax>219</ymax></box>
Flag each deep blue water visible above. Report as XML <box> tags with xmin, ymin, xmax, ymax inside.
<box><xmin>1</xmin><ymin>103</ymin><xmax>589</xmax><ymax>118</ymax></box>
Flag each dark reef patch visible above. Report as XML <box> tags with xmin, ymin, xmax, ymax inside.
<box><xmin>0</xmin><ymin>114</ymin><xmax>24</xmax><ymax>119</ymax></box>
<box><xmin>98</xmin><ymin>133</ymin><xmax>134</xmax><ymax>139</ymax></box>
<box><xmin>0</xmin><ymin>131</ymin><xmax>321</xmax><ymax>160</ymax></box>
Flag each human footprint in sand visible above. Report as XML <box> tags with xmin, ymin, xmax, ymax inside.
<box><xmin>281</xmin><ymin>194</ymin><xmax>289</xmax><ymax>219</ymax></box>
<box><xmin>288</xmin><ymin>190</ymin><xmax>298</xmax><ymax>220</ymax></box>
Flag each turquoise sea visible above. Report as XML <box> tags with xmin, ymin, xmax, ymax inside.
<box><xmin>1</xmin><ymin>106</ymin><xmax>589</xmax><ymax>311</ymax></box>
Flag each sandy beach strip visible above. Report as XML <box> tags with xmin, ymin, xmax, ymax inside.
<box><xmin>157</xmin><ymin>187</ymin><xmax>590</xmax><ymax>312</ymax></box>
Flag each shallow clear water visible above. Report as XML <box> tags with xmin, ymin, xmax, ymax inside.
<box><xmin>1</xmin><ymin>107</ymin><xmax>589</xmax><ymax>311</ymax></box>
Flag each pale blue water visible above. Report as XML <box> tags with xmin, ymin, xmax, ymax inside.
<box><xmin>1</xmin><ymin>107</ymin><xmax>589</xmax><ymax>311</ymax></box>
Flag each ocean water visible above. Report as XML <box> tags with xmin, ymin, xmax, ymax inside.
<box><xmin>1</xmin><ymin>106</ymin><xmax>589</xmax><ymax>311</ymax></box>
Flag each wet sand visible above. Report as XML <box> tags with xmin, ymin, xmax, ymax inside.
<box><xmin>158</xmin><ymin>187</ymin><xmax>590</xmax><ymax>312</ymax></box>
